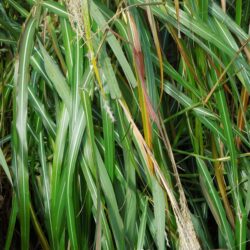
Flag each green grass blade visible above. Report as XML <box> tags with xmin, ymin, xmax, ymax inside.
<box><xmin>0</xmin><ymin>148</ymin><xmax>13</xmax><ymax>186</ymax></box>
<box><xmin>51</xmin><ymin>105</ymin><xmax>69</xmax><ymax>243</ymax></box>
<box><xmin>60</xmin><ymin>17</ymin><xmax>74</xmax><ymax>80</ymax></box>
<box><xmin>13</xmin><ymin>5</ymin><xmax>40</xmax><ymax>249</ymax></box>
<box><xmin>90</xmin><ymin>1</ymin><xmax>137</xmax><ymax>88</ymax></box>
<box><xmin>6</xmin><ymin>0</ymin><xmax>28</xmax><ymax>17</ymax></box>
<box><xmin>4</xmin><ymin>193</ymin><xmax>18</xmax><ymax>250</ymax></box>
<box><xmin>79</xmin><ymin>154</ymin><xmax>114</xmax><ymax>249</ymax></box>
<box><xmin>209</xmin><ymin>3</ymin><xmax>249</xmax><ymax>41</ymax></box>
<box><xmin>2</xmin><ymin>0</ymin><xmax>249</xmax><ymax>249</ymax></box>
<box><xmin>163</xmin><ymin>82</ymin><xmax>226</xmax><ymax>142</ymax></box>
<box><xmin>101</xmin><ymin>97</ymin><xmax>115</xmax><ymax>181</ymax></box>
<box><xmin>66</xmin><ymin>108</ymin><xmax>86</xmax><ymax>250</ymax></box>
<box><xmin>94</xmin><ymin>147</ymin><xmax>125</xmax><ymax>249</ymax></box>
<box><xmin>136</xmin><ymin>197</ymin><xmax>148</xmax><ymax>250</ymax></box>
<box><xmin>235</xmin><ymin>0</ymin><xmax>242</xmax><ymax>25</ymax></box>
<box><xmin>152</xmin><ymin>176</ymin><xmax>166</xmax><ymax>250</ymax></box>
<box><xmin>210</xmin><ymin>70</ymin><xmax>247</xmax><ymax>249</ymax></box>
<box><xmin>40</xmin><ymin>43</ymin><xmax>72</xmax><ymax>111</ymax></box>
<box><xmin>199</xmin><ymin>0</ymin><xmax>208</xmax><ymax>21</ymax></box>
<box><xmin>29</xmin><ymin>0</ymin><xmax>68</xmax><ymax>18</ymax></box>
<box><xmin>72</xmin><ymin>33</ymin><xmax>83</xmax><ymax>123</ymax></box>
<box><xmin>115</xmin><ymin>101</ymin><xmax>137</xmax><ymax>246</ymax></box>
<box><xmin>81</xmin><ymin>90</ymin><xmax>102</xmax><ymax>249</ymax></box>
<box><xmin>28</xmin><ymin>86</ymin><xmax>56</xmax><ymax>137</ymax></box>
<box><xmin>99</xmin><ymin>45</ymin><xmax>122</xmax><ymax>99</ymax></box>
<box><xmin>196</xmin><ymin>158</ymin><xmax>235</xmax><ymax>249</ymax></box>
<box><xmin>38</xmin><ymin>132</ymin><xmax>54</xmax><ymax>248</ymax></box>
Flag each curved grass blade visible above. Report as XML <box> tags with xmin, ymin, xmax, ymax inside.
<box><xmin>28</xmin><ymin>0</ymin><xmax>68</xmax><ymax>18</ymax></box>
<box><xmin>6</xmin><ymin>0</ymin><xmax>29</xmax><ymax>17</ymax></box>
<box><xmin>66</xmin><ymin>108</ymin><xmax>86</xmax><ymax>250</ymax></box>
<box><xmin>40</xmin><ymin>43</ymin><xmax>72</xmax><ymax>111</ymax></box>
<box><xmin>13</xmin><ymin>5</ymin><xmax>40</xmax><ymax>249</ymax></box>
<box><xmin>209</xmin><ymin>3</ymin><xmax>249</xmax><ymax>41</ymax></box>
<box><xmin>163</xmin><ymin>82</ymin><xmax>226</xmax><ymax>142</ymax></box>
<box><xmin>30</xmin><ymin>49</ymin><xmax>53</xmax><ymax>89</ymax></box>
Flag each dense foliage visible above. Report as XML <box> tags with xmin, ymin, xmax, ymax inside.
<box><xmin>0</xmin><ymin>0</ymin><xmax>250</xmax><ymax>249</ymax></box>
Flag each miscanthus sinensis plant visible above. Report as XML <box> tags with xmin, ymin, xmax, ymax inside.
<box><xmin>0</xmin><ymin>0</ymin><xmax>250</xmax><ymax>249</ymax></box>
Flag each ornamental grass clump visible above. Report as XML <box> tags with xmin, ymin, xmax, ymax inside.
<box><xmin>0</xmin><ymin>0</ymin><xmax>250</xmax><ymax>249</ymax></box>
